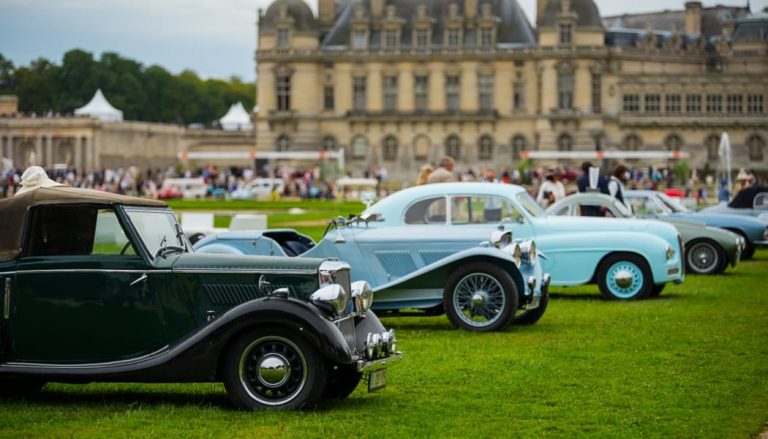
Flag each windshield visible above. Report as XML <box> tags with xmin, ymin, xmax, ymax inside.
<box><xmin>125</xmin><ymin>208</ymin><xmax>188</xmax><ymax>257</ymax></box>
<box><xmin>657</xmin><ymin>193</ymin><xmax>690</xmax><ymax>213</ymax></box>
<box><xmin>516</xmin><ymin>192</ymin><xmax>545</xmax><ymax>218</ymax></box>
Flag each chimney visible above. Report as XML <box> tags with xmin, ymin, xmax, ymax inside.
<box><xmin>465</xmin><ymin>0</ymin><xmax>477</xmax><ymax>19</ymax></box>
<box><xmin>318</xmin><ymin>0</ymin><xmax>336</xmax><ymax>25</ymax></box>
<box><xmin>684</xmin><ymin>1</ymin><xmax>702</xmax><ymax>36</ymax></box>
<box><xmin>371</xmin><ymin>0</ymin><xmax>385</xmax><ymax>18</ymax></box>
<box><xmin>537</xmin><ymin>0</ymin><xmax>550</xmax><ymax>26</ymax></box>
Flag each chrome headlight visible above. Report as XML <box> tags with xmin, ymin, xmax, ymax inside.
<box><xmin>310</xmin><ymin>284</ymin><xmax>348</xmax><ymax>316</ymax></box>
<box><xmin>491</xmin><ymin>229</ymin><xmax>513</xmax><ymax>248</ymax></box>
<box><xmin>666</xmin><ymin>244</ymin><xmax>675</xmax><ymax>261</ymax></box>
<box><xmin>519</xmin><ymin>240</ymin><xmax>537</xmax><ymax>265</ymax></box>
<box><xmin>351</xmin><ymin>280</ymin><xmax>374</xmax><ymax>314</ymax></box>
<box><xmin>501</xmin><ymin>242</ymin><xmax>523</xmax><ymax>268</ymax></box>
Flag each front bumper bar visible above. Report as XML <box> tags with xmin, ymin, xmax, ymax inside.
<box><xmin>356</xmin><ymin>351</ymin><xmax>403</xmax><ymax>373</ymax></box>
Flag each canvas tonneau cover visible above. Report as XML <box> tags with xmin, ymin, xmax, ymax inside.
<box><xmin>729</xmin><ymin>186</ymin><xmax>768</xmax><ymax>209</ymax></box>
<box><xmin>0</xmin><ymin>187</ymin><xmax>167</xmax><ymax>261</ymax></box>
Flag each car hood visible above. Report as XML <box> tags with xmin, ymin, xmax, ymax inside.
<box><xmin>165</xmin><ymin>252</ymin><xmax>324</xmax><ymax>273</ymax></box>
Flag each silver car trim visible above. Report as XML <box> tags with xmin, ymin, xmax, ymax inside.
<box><xmin>173</xmin><ymin>268</ymin><xmax>318</xmax><ymax>275</ymax></box>
<box><xmin>3</xmin><ymin>345</ymin><xmax>170</xmax><ymax>369</ymax></box>
<box><xmin>356</xmin><ymin>351</ymin><xmax>403</xmax><ymax>373</ymax></box>
<box><xmin>15</xmin><ymin>269</ymin><xmax>172</xmax><ymax>275</ymax></box>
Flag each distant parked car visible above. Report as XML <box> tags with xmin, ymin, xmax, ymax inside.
<box><xmin>0</xmin><ymin>186</ymin><xmax>401</xmax><ymax>410</ymax></box>
<box><xmin>198</xmin><ymin>183</ymin><xmax>685</xmax><ymax>302</ymax></box>
<box><xmin>698</xmin><ymin>186</ymin><xmax>768</xmax><ymax>220</ymax></box>
<box><xmin>230</xmin><ymin>178</ymin><xmax>285</xmax><ymax>200</ymax></box>
<box><xmin>546</xmin><ymin>193</ymin><xmax>745</xmax><ymax>275</ymax></box>
<box><xmin>625</xmin><ymin>190</ymin><xmax>768</xmax><ymax>259</ymax></box>
<box><xmin>158</xmin><ymin>178</ymin><xmax>207</xmax><ymax>200</ymax></box>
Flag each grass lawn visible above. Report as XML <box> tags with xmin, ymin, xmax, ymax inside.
<box><xmin>1</xmin><ymin>200</ymin><xmax>766</xmax><ymax>438</ymax></box>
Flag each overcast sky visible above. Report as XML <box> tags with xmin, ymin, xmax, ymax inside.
<box><xmin>0</xmin><ymin>0</ymin><xmax>762</xmax><ymax>81</ymax></box>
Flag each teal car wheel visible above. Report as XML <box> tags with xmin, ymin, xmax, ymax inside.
<box><xmin>597</xmin><ymin>253</ymin><xmax>652</xmax><ymax>301</ymax></box>
<box><xmin>444</xmin><ymin>262</ymin><xmax>519</xmax><ymax>332</ymax></box>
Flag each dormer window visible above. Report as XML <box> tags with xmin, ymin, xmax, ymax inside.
<box><xmin>447</xmin><ymin>28</ymin><xmax>461</xmax><ymax>47</ymax></box>
<box><xmin>384</xmin><ymin>29</ymin><xmax>399</xmax><ymax>49</ymax></box>
<box><xmin>480</xmin><ymin>27</ymin><xmax>494</xmax><ymax>48</ymax></box>
<box><xmin>559</xmin><ymin>24</ymin><xmax>572</xmax><ymax>44</ymax></box>
<box><xmin>277</xmin><ymin>28</ymin><xmax>290</xmax><ymax>48</ymax></box>
<box><xmin>352</xmin><ymin>30</ymin><xmax>368</xmax><ymax>50</ymax></box>
<box><xmin>415</xmin><ymin>29</ymin><xmax>430</xmax><ymax>48</ymax></box>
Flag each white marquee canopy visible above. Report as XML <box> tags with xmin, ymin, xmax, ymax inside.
<box><xmin>219</xmin><ymin>102</ymin><xmax>254</xmax><ymax>131</ymax></box>
<box><xmin>74</xmin><ymin>89</ymin><xmax>124</xmax><ymax>122</ymax></box>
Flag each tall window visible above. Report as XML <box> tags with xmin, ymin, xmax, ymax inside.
<box><xmin>591</xmin><ymin>74</ymin><xmax>602</xmax><ymax>113</ymax></box>
<box><xmin>276</xmin><ymin>135</ymin><xmax>290</xmax><ymax>152</ymax></box>
<box><xmin>445</xmin><ymin>135</ymin><xmax>461</xmax><ymax>159</ymax></box>
<box><xmin>645</xmin><ymin>94</ymin><xmax>661</xmax><ymax>113</ymax></box>
<box><xmin>446</xmin><ymin>75</ymin><xmax>461</xmax><ymax>112</ymax></box>
<box><xmin>480</xmin><ymin>28</ymin><xmax>493</xmax><ymax>48</ymax></box>
<box><xmin>557</xmin><ymin>134</ymin><xmax>573</xmax><ymax>152</ymax></box>
<box><xmin>353</xmin><ymin>76</ymin><xmax>367</xmax><ymax>112</ymax></box>
<box><xmin>353</xmin><ymin>30</ymin><xmax>368</xmax><ymax>50</ymax></box>
<box><xmin>559</xmin><ymin>24</ymin><xmax>572</xmax><ymax>44</ymax></box>
<box><xmin>383</xmin><ymin>136</ymin><xmax>398</xmax><ymax>161</ymax></box>
<box><xmin>322</xmin><ymin>136</ymin><xmax>336</xmax><ymax>151</ymax></box>
<box><xmin>479</xmin><ymin>135</ymin><xmax>494</xmax><ymax>160</ymax></box>
<box><xmin>512</xmin><ymin>135</ymin><xmax>527</xmax><ymax>160</ymax></box>
<box><xmin>727</xmin><ymin>95</ymin><xmax>743</xmax><ymax>113</ymax></box>
<box><xmin>623</xmin><ymin>134</ymin><xmax>641</xmax><ymax>151</ymax></box>
<box><xmin>558</xmin><ymin>73</ymin><xmax>574</xmax><ymax>110</ymax></box>
<box><xmin>277</xmin><ymin>29</ymin><xmax>290</xmax><ymax>48</ymax></box>
<box><xmin>623</xmin><ymin>94</ymin><xmax>640</xmax><ymax>112</ymax></box>
<box><xmin>384</xmin><ymin>29</ymin><xmax>399</xmax><ymax>49</ymax></box>
<box><xmin>352</xmin><ymin>135</ymin><xmax>368</xmax><ymax>158</ymax></box>
<box><xmin>747</xmin><ymin>94</ymin><xmax>764</xmax><ymax>113</ymax></box>
<box><xmin>383</xmin><ymin>76</ymin><xmax>398</xmax><ymax>112</ymax></box>
<box><xmin>415</xmin><ymin>29</ymin><xmax>429</xmax><ymax>48</ymax></box>
<box><xmin>747</xmin><ymin>135</ymin><xmax>765</xmax><ymax>161</ymax></box>
<box><xmin>414</xmin><ymin>136</ymin><xmax>430</xmax><ymax>160</ymax></box>
<box><xmin>686</xmin><ymin>95</ymin><xmax>702</xmax><ymax>113</ymax></box>
<box><xmin>447</xmin><ymin>28</ymin><xmax>461</xmax><ymax>47</ymax></box>
<box><xmin>665</xmin><ymin>95</ymin><xmax>681</xmax><ymax>113</ymax></box>
<box><xmin>706</xmin><ymin>95</ymin><xmax>722</xmax><ymax>113</ymax></box>
<box><xmin>513</xmin><ymin>82</ymin><xmax>525</xmax><ymax>110</ymax></box>
<box><xmin>665</xmin><ymin>134</ymin><xmax>683</xmax><ymax>151</ymax></box>
<box><xmin>415</xmin><ymin>76</ymin><xmax>429</xmax><ymax>112</ymax></box>
<box><xmin>323</xmin><ymin>85</ymin><xmax>335</xmax><ymax>111</ymax></box>
<box><xmin>478</xmin><ymin>75</ymin><xmax>494</xmax><ymax>112</ymax></box>
<box><xmin>276</xmin><ymin>75</ymin><xmax>291</xmax><ymax>111</ymax></box>
<box><xmin>705</xmin><ymin>134</ymin><xmax>720</xmax><ymax>160</ymax></box>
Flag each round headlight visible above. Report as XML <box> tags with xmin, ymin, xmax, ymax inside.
<box><xmin>512</xmin><ymin>243</ymin><xmax>522</xmax><ymax>267</ymax></box>
<box><xmin>526</xmin><ymin>240</ymin><xmax>537</xmax><ymax>264</ymax></box>
<box><xmin>351</xmin><ymin>281</ymin><xmax>374</xmax><ymax>313</ymax></box>
<box><xmin>310</xmin><ymin>284</ymin><xmax>347</xmax><ymax>315</ymax></box>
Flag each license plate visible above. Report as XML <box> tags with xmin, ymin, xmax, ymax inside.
<box><xmin>367</xmin><ymin>369</ymin><xmax>387</xmax><ymax>393</ymax></box>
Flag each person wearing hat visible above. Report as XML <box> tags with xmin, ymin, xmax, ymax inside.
<box><xmin>536</xmin><ymin>169</ymin><xmax>566</xmax><ymax>208</ymax></box>
<box><xmin>15</xmin><ymin>166</ymin><xmax>66</xmax><ymax>195</ymax></box>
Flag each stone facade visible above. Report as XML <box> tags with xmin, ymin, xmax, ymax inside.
<box><xmin>254</xmin><ymin>0</ymin><xmax>768</xmax><ymax>180</ymax></box>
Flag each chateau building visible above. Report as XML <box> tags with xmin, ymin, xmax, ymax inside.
<box><xmin>255</xmin><ymin>0</ymin><xmax>768</xmax><ymax>180</ymax></box>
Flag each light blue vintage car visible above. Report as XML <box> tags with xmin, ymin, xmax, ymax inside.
<box><xmin>195</xmin><ymin>225</ymin><xmax>549</xmax><ymax>333</ymax></box>
<box><xmin>197</xmin><ymin>183</ymin><xmax>684</xmax><ymax>302</ymax></box>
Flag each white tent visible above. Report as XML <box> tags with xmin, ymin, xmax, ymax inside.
<box><xmin>74</xmin><ymin>89</ymin><xmax>124</xmax><ymax>122</ymax></box>
<box><xmin>219</xmin><ymin>102</ymin><xmax>253</xmax><ymax>131</ymax></box>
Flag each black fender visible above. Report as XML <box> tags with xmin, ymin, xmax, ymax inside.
<box><xmin>0</xmin><ymin>297</ymin><xmax>352</xmax><ymax>383</ymax></box>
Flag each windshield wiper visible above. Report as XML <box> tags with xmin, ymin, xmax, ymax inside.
<box><xmin>153</xmin><ymin>233</ymin><xmax>186</xmax><ymax>258</ymax></box>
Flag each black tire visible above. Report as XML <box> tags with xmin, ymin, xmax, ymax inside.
<box><xmin>649</xmin><ymin>283</ymin><xmax>665</xmax><ymax>297</ymax></box>
<box><xmin>323</xmin><ymin>364</ymin><xmax>363</xmax><ymax>401</ymax></box>
<box><xmin>222</xmin><ymin>328</ymin><xmax>327</xmax><ymax>410</ymax></box>
<box><xmin>0</xmin><ymin>379</ymin><xmax>46</xmax><ymax>396</ymax></box>
<box><xmin>512</xmin><ymin>288</ymin><xmax>549</xmax><ymax>326</ymax></box>
<box><xmin>685</xmin><ymin>239</ymin><xmax>726</xmax><ymax>275</ymax></box>
<box><xmin>596</xmin><ymin>253</ymin><xmax>653</xmax><ymax>301</ymax></box>
<box><xmin>443</xmin><ymin>262</ymin><xmax>519</xmax><ymax>332</ymax></box>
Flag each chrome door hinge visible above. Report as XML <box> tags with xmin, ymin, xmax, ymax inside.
<box><xmin>3</xmin><ymin>278</ymin><xmax>10</xmax><ymax>320</ymax></box>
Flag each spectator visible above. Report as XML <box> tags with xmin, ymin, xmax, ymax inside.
<box><xmin>608</xmin><ymin>164</ymin><xmax>630</xmax><ymax>209</ymax></box>
<box><xmin>427</xmin><ymin>156</ymin><xmax>456</xmax><ymax>184</ymax></box>
<box><xmin>536</xmin><ymin>169</ymin><xmax>566</xmax><ymax>208</ymax></box>
<box><xmin>577</xmin><ymin>161</ymin><xmax>609</xmax><ymax>216</ymax></box>
<box><xmin>416</xmin><ymin>164</ymin><xmax>434</xmax><ymax>185</ymax></box>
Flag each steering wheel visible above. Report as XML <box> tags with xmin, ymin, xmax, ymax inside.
<box><xmin>153</xmin><ymin>245</ymin><xmax>185</xmax><ymax>258</ymax></box>
<box><xmin>119</xmin><ymin>241</ymin><xmax>133</xmax><ymax>255</ymax></box>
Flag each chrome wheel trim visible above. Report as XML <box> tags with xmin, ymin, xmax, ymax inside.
<box><xmin>606</xmin><ymin>261</ymin><xmax>644</xmax><ymax>299</ymax></box>
<box><xmin>238</xmin><ymin>336</ymin><xmax>308</xmax><ymax>407</ymax></box>
<box><xmin>452</xmin><ymin>273</ymin><xmax>506</xmax><ymax>328</ymax></box>
<box><xmin>687</xmin><ymin>242</ymin><xmax>719</xmax><ymax>273</ymax></box>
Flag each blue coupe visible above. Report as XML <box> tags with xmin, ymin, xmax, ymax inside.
<box><xmin>196</xmin><ymin>183</ymin><xmax>684</xmax><ymax>302</ymax></box>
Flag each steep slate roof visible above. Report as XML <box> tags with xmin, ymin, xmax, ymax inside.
<box><xmin>538</xmin><ymin>0</ymin><xmax>603</xmax><ymax>28</ymax></box>
<box><xmin>603</xmin><ymin>5</ymin><xmax>751</xmax><ymax>38</ymax></box>
<box><xmin>731</xmin><ymin>14</ymin><xmax>768</xmax><ymax>41</ymax></box>
<box><xmin>262</xmin><ymin>0</ymin><xmax>319</xmax><ymax>32</ymax></box>
<box><xmin>322</xmin><ymin>0</ymin><xmax>535</xmax><ymax>48</ymax></box>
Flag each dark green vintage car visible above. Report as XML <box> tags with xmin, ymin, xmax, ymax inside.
<box><xmin>0</xmin><ymin>187</ymin><xmax>401</xmax><ymax>410</ymax></box>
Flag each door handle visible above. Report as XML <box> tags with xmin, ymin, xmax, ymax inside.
<box><xmin>3</xmin><ymin>278</ymin><xmax>10</xmax><ymax>320</ymax></box>
<box><xmin>130</xmin><ymin>273</ymin><xmax>148</xmax><ymax>286</ymax></box>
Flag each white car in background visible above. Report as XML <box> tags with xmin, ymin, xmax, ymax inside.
<box><xmin>230</xmin><ymin>178</ymin><xmax>284</xmax><ymax>200</ymax></box>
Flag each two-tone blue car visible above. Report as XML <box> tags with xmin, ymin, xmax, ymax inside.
<box><xmin>196</xmin><ymin>183</ymin><xmax>684</xmax><ymax>302</ymax></box>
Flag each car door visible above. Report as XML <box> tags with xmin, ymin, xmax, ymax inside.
<box><xmin>9</xmin><ymin>205</ymin><xmax>166</xmax><ymax>364</ymax></box>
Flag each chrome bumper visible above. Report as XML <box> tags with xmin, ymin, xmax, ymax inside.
<box><xmin>523</xmin><ymin>273</ymin><xmax>550</xmax><ymax>310</ymax></box>
<box><xmin>356</xmin><ymin>351</ymin><xmax>403</xmax><ymax>373</ymax></box>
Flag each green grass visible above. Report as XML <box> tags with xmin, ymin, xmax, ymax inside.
<box><xmin>2</xmin><ymin>199</ymin><xmax>767</xmax><ymax>438</ymax></box>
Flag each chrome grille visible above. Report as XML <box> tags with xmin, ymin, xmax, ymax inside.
<box><xmin>375</xmin><ymin>250</ymin><xmax>417</xmax><ymax>278</ymax></box>
<box><xmin>419</xmin><ymin>249</ymin><xmax>457</xmax><ymax>265</ymax></box>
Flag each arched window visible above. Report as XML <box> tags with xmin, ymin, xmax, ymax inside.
<box><xmin>445</xmin><ymin>135</ymin><xmax>461</xmax><ymax>160</ymax></box>
<box><xmin>705</xmin><ymin>134</ymin><xmax>720</xmax><ymax>161</ymax></box>
<box><xmin>623</xmin><ymin>134</ymin><xmax>642</xmax><ymax>151</ymax></box>
<box><xmin>276</xmin><ymin>135</ymin><xmax>291</xmax><ymax>152</ymax></box>
<box><xmin>322</xmin><ymin>136</ymin><xmax>337</xmax><ymax>151</ymax></box>
<box><xmin>512</xmin><ymin>135</ymin><xmax>527</xmax><ymax>160</ymax></box>
<box><xmin>352</xmin><ymin>135</ymin><xmax>368</xmax><ymax>159</ymax></box>
<box><xmin>665</xmin><ymin>133</ymin><xmax>684</xmax><ymax>151</ymax></box>
<box><xmin>747</xmin><ymin>134</ymin><xmax>765</xmax><ymax>162</ymax></box>
<box><xmin>414</xmin><ymin>135</ymin><xmax>430</xmax><ymax>160</ymax></box>
<box><xmin>557</xmin><ymin>134</ymin><xmax>573</xmax><ymax>152</ymax></box>
<box><xmin>383</xmin><ymin>135</ymin><xmax>398</xmax><ymax>161</ymax></box>
<box><xmin>478</xmin><ymin>135</ymin><xmax>494</xmax><ymax>160</ymax></box>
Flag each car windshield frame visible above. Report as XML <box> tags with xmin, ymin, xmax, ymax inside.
<box><xmin>123</xmin><ymin>207</ymin><xmax>190</xmax><ymax>259</ymax></box>
<box><xmin>656</xmin><ymin>193</ymin><xmax>690</xmax><ymax>213</ymax></box>
<box><xmin>516</xmin><ymin>192</ymin><xmax>546</xmax><ymax>218</ymax></box>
